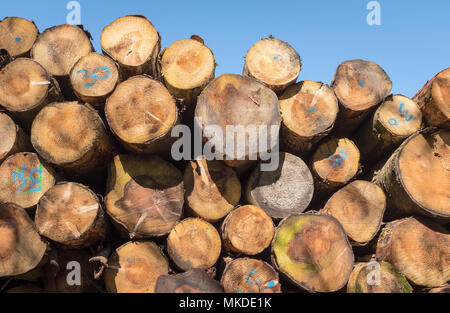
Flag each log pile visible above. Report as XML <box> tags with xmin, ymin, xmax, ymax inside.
<box><xmin>0</xmin><ymin>15</ymin><xmax>448</xmax><ymax>294</ymax></box>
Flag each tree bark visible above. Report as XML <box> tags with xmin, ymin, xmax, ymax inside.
<box><xmin>104</xmin><ymin>241</ymin><xmax>169</xmax><ymax>293</ymax></box>
<box><xmin>0</xmin><ymin>17</ymin><xmax>39</xmax><ymax>58</ymax></box>
<box><xmin>0</xmin><ymin>112</ymin><xmax>33</xmax><ymax>163</ymax></box>
<box><xmin>353</xmin><ymin>94</ymin><xmax>423</xmax><ymax>168</ymax></box>
<box><xmin>155</xmin><ymin>268</ymin><xmax>224</xmax><ymax>293</ymax></box>
<box><xmin>320</xmin><ymin>180</ymin><xmax>386</xmax><ymax>246</ymax></box>
<box><xmin>184</xmin><ymin>158</ymin><xmax>241</xmax><ymax>223</ymax></box>
<box><xmin>0</xmin><ymin>49</ymin><xmax>12</xmax><ymax>69</ymax></box>
<box><xmin>376</xmin><ymin>217</ymin><xmax>450</xmax><ymax>287</ymax></box>
<box><xmin>100</xmin><ymin>15</ymin><xmax>161</xmax><ymax>80</ymax></box>
<box><xmin>280</xmin><ymin>80</ymin><xmax>339</xmax><ymax>157</ymax></box>
<box><xmin>167</xmin><ymin>218</ymin><xmax>221</xmax><ymax>271</ymax></box>
<box><xmin>69</xmin><ymin>52</ymin><xmax>121</xmax><ymax>108</ymax></box>
<box><xmin>0</xmin><ymin>58</ymin><xmax>63</xmax><ymax>129</ymax></box>
<box><xmin>0</xmin><ymin>152</ymin><xmax>56</xmax><ymax>209</ymax></box>
<box><xmin>331</xmin><ymin>59</ymin><xmax>392</xmax><ymax>137</ymax></box>
<box><xmin>246</xmin><ymin>152</ymin><xmax>314</xmax><ymax>219</ymax></box>
<box><xmin>35</xmin><ymin>182</ymin><xmax>107</xmax><ymax>249</ymax></box>
<box><xmin>105</xmin><ymin>75</ymin><xmax>178</xmax><ymax>155</ymax></box>
<box><xmin>30</xmin><ymin>101</ymin><xmax>116</xmax><ymax>176</ymax></box>
<box><xmin>105</xmin><ymin>154</ymin><xmax>184</xmax><ymax>238</ymax></box>
<box><xmin>413</xmin><ymin>67</ymin><xmax>450</xmax><ymax>128</ymax></box>
<box><xmin>0</xmin><ymin>203</ymin><xmax>47</xmax><ymax>277</ymax></box>
<box><xmin>221</xmin><ymin>205</ymin><xmax>274</xmax><ymax>256</ymax></box>
<box><xmin>221</xmin><ymin>258</ymin><xmax>281</xmax><ymax>293</ymax></box>
<box><xmin>243</xmin><ymin>37</ymin><xmax>301</xmax><ymax>95</ymax></box>
<box><xmin>31</xmin><ymin>24</ymin><xmax>94</xmax><ymax>100</ymax></box>
<box><xmin>373</xmin><ymin>128</ymin><xmax>450</xmax><ymax>221</ymax></box>
<box><xmin>271</xmin><ymin>213</ymin><xmax>354</xmax><ymax>293</ymax></box>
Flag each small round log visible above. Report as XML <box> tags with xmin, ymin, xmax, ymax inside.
<box><xmin>184</xmin><ymin>158</ymin><xmax>241</xmax><ymax>223</ymax></box>
<box><xmin>35</xmin><ymin>182</ymin><xmax>107</xmax><ymax>248</ymax></box>
<box><xmin>221</xmin><ymin>205</ymin><xmax>274</xmax><ymax>255</ymax></box>
<box><xmin>221</xmin><ymin>258</ymin><xmax>281</xmax><ymax>293</ymax></box>
<box><xmin>0</xmin><ymin>152</ymin><xmax>56</xmax><ymax>209</ymax></box>
<box><xmin>0</xmin><ymin>17</ymin><xmax>39</xmax><ymax>57</ymax></box>
<box><xmin>105</xmin><ymin>154</ymin><xmax>184</xmax><ymax>238</ymax></box>
<box><xmin>243</xmin><ymin>37</ymin><xmax>301</xmax><ymax>94</ymax></box>
<box><xmin>246</xmin><ymin>152</ymin><xmax>314</xmax><ymax>219</ymax></box>
<box><xmin>105</xmin><ymin>75</ymin><xmax>178</xmax><ymax>154</ymax></box>
<box><xmin>155</xmin><ymin>268</ymin><xmax>224</xmax><ymax>293</ymax></box>
<box><xmin>0</xmin><ymin>203</ymin><xmax>47</xmax><ymax>277</ymax></box>
<box><xmin>70</xmin><ymin>52</ymin><xmax>120</xmax><ymax>107</ymax></box>
<box><xmin>0</xmin><ymin>112</ymin><xmax>33</xmax><ymax>163</ymax></box>
<box><xmin>280</xmin><ymin>80</ymin><xmax>339</xmax><ymax>157</ymax></box>
<box><xmin>376</xmin><ymin>217</ymin><xmax>450</xmax><ymax>288</ymax></box>
<box><xmin>167</xmin><ymin>218</ymin><xmax>221</xmax><ymax>271</ymax></box>
<box><xmin>104</xmin><ymin>241</ymin><xmax>169</xmax><ymax>293</ymax></box>
<box><xmin>271</xmin><ymin>213</ymin><xmax>354</xmax><ymax>293</ymax></box>
<box><xmin>100</xmin><ymin>15</ymin><xmax>161</xmax><ymax>79</ymax></box>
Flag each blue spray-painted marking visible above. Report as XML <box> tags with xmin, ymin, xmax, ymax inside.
<box><xmin>328</xmin><ymin>149</ymin><xmax>347</xmax><ymax>169</ymax></box>
<box><xmin>246</xmin><ymin>269</ymin><xmax>262</xmax><ymax>285</ymax></box>
<box><xmin>307</xmin><ymin>108</ymin><xmax>317</xmax><ymax>114</ymax></box>
<box><xmin>76</xmin><ymin>66</ymin><xmax>111</xmax><ymax>88</ymax></box>
<box><xmin>15</xmin><ymin>37</ymin><xmax>21</xmax><ymax>42</ymax></box>
<box><xmin>358</xmin><ymin>81</ymin><xmax>365</xmax><ymax>87</ymax></box>
<box><xmin>9</xmin><ymin>164</ymin><xmax>42</xmax><ymax>193</ymax></box>
<box><xmin>388</xmin><ymin>118</ymin><xmax>399</xmax><ymax>126</ymax></box>
<box><xmin>273</xmin><ymin>56</ymin><xmax>279</xmax><ymax>61</ymax></box>
<box><xmin>237</xmin><ymin>269</ymin><xmax>277</xmax><ymax>292</ymax></box>
<box><xmin>388</xmin><ymin>103</ymin><xmax>416</xmax><ymax>126</ymax></box>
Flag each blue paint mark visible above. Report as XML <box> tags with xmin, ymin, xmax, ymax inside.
<box><xmin>261</xmin><ymin>280</ymin><xmax>276</xmax><ymax>291</ymax></box>
<box><xmin>307</xmin><ymin>108</ymin><xmax>317</xmax><ymax>114</ymax></box>
<box><xmin>77</xmin><ymin>66</ymin><xmax>111</xmax><ymax>88</ymax></box>
<box><xmin>9</xmin><ymin>164</ymin><xmax>42</xmax><ymax>193</ymax></box>
<box><xmin>328</xmin><ymin>149</ymin><xmax>348</xmax><ymax>169</ymax></box>
<box><xmin>15</xmin><ymin>37</ymin><xmax>21</xmax><ymax>42</ymax></box>
<box><xmin>358</xmin><ymin>81</ymin><xmax>365</xmax><ymax>87</ymax></box>
<box><xmin>399</xmin><ymin>102</ymin><xmax>414</xmax><ymax>122</ymax></box>
<box><xmin>273</xmin><ymin>56</ymin><xmax>279</xmax><ymax>61</ymax></box>
<box><xmin>388</xmin><ymin>118</ymin><xmax>399</xmax><ymax>126</ymax></box>
<box><xmin>245</xmin><ymin>269</ymin><xmax>262</xmax><ymax>285</ymax></box>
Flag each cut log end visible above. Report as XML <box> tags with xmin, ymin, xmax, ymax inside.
<box><xmin>167</xmin><ymin>218</ymin><xmax>221</xmax><ymax>271</ymax></box>
<box><xmin>271</xmin><ymin>214</ymin><xmax>354</xmax><ymax>293</ymax></box>
<box><xmin>0</xmin><ymin>17</ymin><xmax>39</xmax><ymax>57</ymax></box>
<box><xmin>35</xmin><ymin>182</ymin><xmax>106</xmax><ymax>248</ymax></box>
<box><xmin>221</xmin><ymin>205</ymin><xmax>274</xmax><ymax>255</ymax></box>
<box><xmin>221</xmin><ymin>258</ymin><xmax>281</xmax><ymax>293</ymax></box>
<box><xmin>0</xmin><ymin>113</ymin><xmax>32</xmax><ymax>162</ymax></box>
<box><xmin>0</xmin><ymin>152</ymin><xmax>55</xmax><ymax>209</ymax></box>
<box><xmin>104</xmin><ymin>241</ymin><xmax>168</xmax><ymax>293</ymax></box>
<box><xmin>244</xmin><ymin>37</ymin><xmax>301</xmax><ymax>94</ymax></box>
<box><xmin>155</xmin><ymin>268</ymin><xmax>224</xmax><ymax>293</ymax></box>
<box><xmin>184</xmin><ymin>158</ymin><xmax>241</xmax><ymax>223</ymax></box>
<box><xmin>70</xmin><ymin>52</ymin><xmax>120</xmax><ymax>106</ymax></box>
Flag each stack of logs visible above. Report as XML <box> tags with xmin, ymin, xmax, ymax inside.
<box><xmin>0</xmin><ymin>15</ymin><xmax>448</xmax><ymax>294</ymax></box>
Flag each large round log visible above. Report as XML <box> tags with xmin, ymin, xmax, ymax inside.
<box><xmin>195</xmin><ymin>73</ymin><xmax>281</xmax><ymax>164</ymax></box>
<box><xmin>105</xmin><ymin>75</ymin><xmax>177</xmax><ymax>154</ymax></box>
<box><xmin>70</xmin><ymin>52</ymin><xmax>120</xmax><ymax>107</ymax></box>
<box><xmin>105</xmin><ymin>154</ymin><xmax>184</xmax><ymax>238</ymax></box>
<box><xmin>0</xmin><ymin>152</ymin><xmax>55</xmax><ymax>209</ymax></box>
<box><xmin>184</xmin><ymin>158</ymin><xmax>241</xmax><ymax>223</ymax></box>
<box><xmin>0</xmin><ymin>112</ymin><xmax>33</xmax><ymax>163</ymax></box>
<box><xmin>331</xmin><ymin>59</ymin><xmax>392</xmax><ymax>137</ymax></box>
<box><xmin>0</xmin><ymin>58</ymin><xmax>63</xmax><ymax>127</ymax></box>
<box><xmin>271</xmin><ymin>213</ymin><xmax>354</xmax><ymax>293</ymax></box>
<box><xmin>243</xmin><ymin>37</ymin><xmax>301</xmax><ymax>94</ymax></box>
<box><xmin>353</xmin><ymin>94</ymin><xmax>422</xmax><ymax>167</ymax></box>
<box><xmin>35</xmin><ymin>182</ymin><xmax>107</xmax><ymax>249</ymax></box>
<box><xmin>221</xmin><ymin>258</ymin><xmax>281</xmax><ymax>293</ymax></box>
<box><xmin>104</xmin><ymin>241</ymin><xmax>169</xmax><ymax>293</ymax></box>
<box><xmin>31</xmin><ymin>24</ymin><xmax>94</xmax><ymax>99</ymax></box>
<box><xmin>246</xmin><ymin>152</ymin><xmax>314</xmax><ymax>219</ymax></box>
<box><xmin>100</xmin><ymin>15</ymin><xmax>161</xmax><ymax>79</ymax></box>
<box><xmin>0</xmin><ymin>17</ymin><xmax>39</xmax><ymax>57</ymax></box>
<box><xmin>0</xmin><ymin>203</ymin><xmax>47</xmax><ymax>277</ymax></box>
<box><xmin>167</xmin><ymin>218</ymin><xmax>221</xmax><ymax>271</ymax></box>
<box><xmin>413</xmin><ymin>67</ymin><xmax>450</xmax><ymax>128</ymax></box>
<box><xmin>280</xmin><ymin>80</ymin><xmax>339</xmax><ymax>157</ymax></box>
<box><xmin>31</xmin><ymin>101</ymin><xmax>115</xmax><ymax>176</ymax></box>
<box><xmin>376</xmin><ymin>217</ymin><xmax>450</xmax><ymax>287</ymax></box>
<box><xmin>155</xmin><ymin>268</ymin><xmax>224</xmax><ymax>293</ymax></box>
<box><xmin>320</xmin><ymin>180</ymin><xmax>386</xmax><ymax>246</ymax></box>
<box><xmin>347</xmin><ymin>261</ymin><xmax>412</xmax><ymax>293</ymax></box>
<box><xmin>221</xmin><ymin>205</ymin><xmax>274</xmax><ymax>256</ymax></box>
<box><xmin>373</xmin><ymin>128</ymin><xmax>450</xmax><ymax>221</ymax></box>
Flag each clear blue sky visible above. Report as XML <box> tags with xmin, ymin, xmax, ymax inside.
<box><xmin>2</xmin><ymin>0</ymin><xmax>449</xmax><ymax>97</ymax></box>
